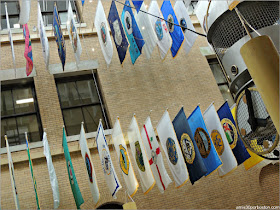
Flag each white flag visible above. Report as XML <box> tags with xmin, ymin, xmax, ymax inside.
<box><xmin>43</xmin><ymin>132</ymin><xmax>60</xmax><ymax>209</ymax></box>
<box><xmin>141</xmin><ymin>116</ymin><xmax>172</xmax><ymax>193</ymax></box>
<box><xmin>67</xmin><ymin>3</ymin><xmax>82</xmax><ymax>64</ymax></box>
<box><xmin>95</xmin><ymin>0</ymin><xmax>113</xmax><ymax>66</ymax></box>
<box><xmin>19</xmin><ymin>0</ymin><xmax>31</xmax><ymax>25</ymax></box>
<box><xmin>112</xmin><ymin>118</ymin><xmax>139</xmax><ymax>197</ymax></box>
<box><xmin>127</xmin><ymin>115</ymin><xmax>155</xmax><ymax>194</ymax></box>
<box><xmin>6</xmin><ymin>137</ymin><xmax>20</xmax><ymax>210</ymax></box>
<box><xmin>135</xmin><ymin>3</ymin><xmax>158</xmax><ymax>59</ymax></box>
<box><xmin>96</xmin><ymin>121</ymin><xmax>122</xmax><ymax>198</ymax></box>
<box><xmin>174</xmin><ymin>0</ymin><xmax>198</xmax><ymax>55</ymax></box>
<box><xmin>203</xmin><ymin>103</ymin><xmax>238</xmax><ymax>177</ymax></box>
<box><xmin>148</xmin><ymin>0</ymin><xmax>172</xmax><ymax>60</ymax></box>
<box><xmin>5</xmin><ymin>3</ymin><xmax>16</xmax><ymax>71</ymax></box>
<box><xmin>37</xmin><ymin>2</ymin><xmax>50</xmax><ymax>69</ymax></box>
<box><xmin>79</xmin><ymin>123</ymin><xmax>100</xmax><ymax>205</ymax></box>
<box><xmin>156</xmin><ymin>110</ymin><xmax>189</xmax><ymax>188</ymax></box>
<box><xmin>194</xmin><ymin>0</ymin><xmax>208</xmax><ymax>33</ymax></box>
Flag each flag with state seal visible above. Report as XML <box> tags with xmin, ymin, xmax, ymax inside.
<box><xmin>95</xmin><ymin>0</ymin><xmax>113</xmax><ymax>66</ymax></box>
<box><xmin>217</xmin><ymin>101</ymin><xmax>251</xmax><ymax>165</ymax></box>
<box><xmin>203</xmin><ymin>103</ymin><xmax>238</xmax><ymax>177</ymax></box>
<box><xmin>108</xmin><ymin>0</ymin><xmax>129</xmax><ymax>65</ymax></box>
<box><xmin>188</xmin><ymin>106</ymin><xmax>222</xmax><ymax>176</ymax></box>
<box><xmin>148</xmin><ymin>0</ymin><xmax>172</xmax><ymax>60</ymax></box>
<box><xmin>121</xmin><ymin>0</ymin><xmax>145</xmax><ymax>64</ymax></box>
<box><xmin>127</xmin><ymin>115</ymin><xmax>155</xmax><ymax>194</ymax></box>
<box><xmin>161</xmin><ymin>0</ymin><xmax>184</xmax><ymax>58</ymax></box>
<box><xmin>112</xmin><ymin>118</ymin><xmax>139</xmax><ymax>197</ymax></box>
<box><xmin>172</xmin><ymin>107</ymin><xmax>207</xmax><ymax>184</ymax></box>
<box><xmin>156</xmin><ymin>110</ymin><xmax>189</xmax><ymax>188</ymax></box>
<box><xmin>141</xmin><ymin>116</ymin><xmax>172</xmax><ymax>193</ymax></box>
<box><xmin>96</xmin><ymin>120</ymin><xmax>122</xmax><ymax>198</ymax></box>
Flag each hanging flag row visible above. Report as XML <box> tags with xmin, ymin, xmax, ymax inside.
<box><xmin>6</xmin><ymin>101</ymin><xmax>255</xmax><ymax>209</ymax></box>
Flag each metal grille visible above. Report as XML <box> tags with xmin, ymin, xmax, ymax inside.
<box><xmin>208</xmin><ymin>1</ymin><xmax>279</xmax><ymax>59</ymax></box>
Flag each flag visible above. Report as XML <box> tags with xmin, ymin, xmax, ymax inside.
<box><xmin>148</xmin><ymin>0</ymin><xmax>172</xmax><ymax>60</ymax></box>
<box><xmin>112</xmin><ymin>118</ymin><xmax>139</xmax><ymax>197</ymax></box>
<box><xmin>38</xmin><ymin>3</ymin><xmax>50</xmax><ymax>69</ymax></box>
<box><xmin>161</xmin><ymin>0</ymin><xmax>184</xmax><ymax>58</ymax></box>
<box><xmin>132</xmin><ymin>0</ymin><xmax>143</xmax><ymax>13</ymax></box>
<box><xmin>67</xmin><ymin>3</ymin><xmax>82</xmax><ymax>64</ymax></box>
<box><xmin>62</xmin><ymin>128</ymin><xmax>84</xmax><ymax>209</ymax></box>
<box><xmin>121</xmin><ymin>0</ymin><xmax>145</xmax><ymax>64</ymax></box>
<box><xmin>25</xmin><ymin>133</ymin><xmax>40</xmax><ymax>209</ymax></box>
<box><xmin>5</xmin><ymin>136</ymin><xmax>20</xmax><ymax>210</ymax></box>
<box><xmin>108</xmin><ymin>0</ymin><xmax>129</xmax><ymax>65</ymax></box>
<box><xmin>194</xmin><ymin>0</ymin><xmax>208</xmax><ymax>33</ymax></box>
<box><xmin>174</xmin><ymin>0</ymin><xmax>198</xmax><ymax>55</ymax></box>
<box><xmin>95</xmin><ymin>0</ymin><xmax>113</xmax><ymax>66</ymax></box>
<box><xmin>227</xmin><ymin>0</ymin><xmax>243</xmax><ymax>10</ymax></box>
<box><xmin>172</xmin><ymin>107</ymin><xmax>207</xmax><ymax>184</ymax></box>
<box><xmin>203</xmin><ymin>103</ymin><xmax>238</xmax><ymax>177</ymax></box>
<box><xmin>135</xmin><ymin>3</ymin><xmax>158</xmax><ymax>60</ymax></box>
<box><xmin>141</xmin><ymin>116</ymin><xmax>172</xmax><ymax>193</ymax></box>
<box><xmin>156</xmin><ymin>110</ymin><xmax>189</xmax><ymax>188</ymax></box>
<box><xmin>5</xmin><ymin>3</ymin><xmax>16</xmax><ymax>70</ymax></box>
<box><xmin>79</xmin><ymin>123</ymin><xmax>100</xmax><ymax>205</ymax></box>
<box><xmin>23</xmin><ymin>24</ymin><xmax>33</xmax><ymax>76</ymax></box>
<box><xmin>19</xmin><ymin>0</ymin><xmax>31</xmax><ymax>25</ymax></box>
<box><xmin>127</xmin><ymin>115</ymin><xmax>155</xmax><ymax>194</ymax></box>
<box><xmin>43</xmin><ymin>132</ymin><xmax>60</xmax><ymax>209</ymax></box>
<box><xmin>53</xmin><ymin>2</ymin><xmax>66</xmax><ymax>71</ymax></box>
<box><xmin>188</xmin><ymin>106</ymin><xmax>222</xmax><ymax>176</ymax></box>
<box><xmin>81</xmin><ymin>0</ymin><xmax>85</xmax><ymax>6</ymax></box>
<box><xmin>217</xmin><ymin>101</ymin><xmax>251</xmax><ymax>165</ymax></box>
<box><xmin>96</xmin><ymin>121</ymin><xmax>122</xmax><ymax>198</ymax></box>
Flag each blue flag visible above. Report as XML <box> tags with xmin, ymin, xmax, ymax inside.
<box><xmin>173</xmin><ymin>107</ymin><xmax>207</xmax><ymax>185</ymax></box>
<box><xmin>188</xmin><ymin>106</ymin><xmax>222</xmax><ymax>176</ymax></box>
<box><xmin>81</xmin><ymin>0</ymin><xmax>85</xmax><ymax>6</ymax></box>
<box><xmin>161</xmin><ymin>0</ymin><xmax>184</xmax><ymax>58</ymax></box>
<box><xmin>132</xmin><ymin>0</ymin><xmax>143</xmax><ymax>13</ymax></box>
<box><xmin>121</xmin><ymin>0</ymin><xmax>145</xmax><ymax>64</ymax></box>
<box><xmin>53</xmin><ymin>2</ymin><xmax>66</xmax><ymax>71</ymax></box>
<box><xmin>217</xmin><ymin>102</ymin><xmax>251</xmax><ymax>165</ymax></box>
<box><xmin>108</xmin><ymin>1</ymin><xmax>129</xmax><ymax>65</ymax></box>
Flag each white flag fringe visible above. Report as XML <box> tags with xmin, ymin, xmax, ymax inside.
<box><xmin>19</xmin><ymin>0</ymin><xmax>31</xmax><ymax>25</ymax></box>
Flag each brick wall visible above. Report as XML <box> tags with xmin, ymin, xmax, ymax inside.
<box><xmin>1</xmin><ymin>0</ymin><xmax>279</xmax><ymax>209</ymax></box>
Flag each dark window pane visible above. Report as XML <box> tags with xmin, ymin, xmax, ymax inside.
<box><xmin>16</xmin><ymin>115</ymin><xmax>40</xmax><ymax>144</ymax></box>
<box><xmin>57</xmin><ymin>82</ymin><xmax>81</xmax><ymax>108</ymax></box>
<box><xmin>1</xmin><ymin>90</ymin><xmax>14</xmax><ymax>116</ymax></box>
<box><xmin>1</xmin><ymin>118</ymin><xmax>19</xmax><ymax>147</ymax></box>
<box><xmin>63</xmin><ymin>108</ymin><xmax>84</xmax><ymax>136</ymax></box>
<box><xmin>209</xmin><ymin>62</ymin><xmax>227</xmax><ymax>84</ymax></box>
<box><xmin>13</xmin><ymin>87</ymin><xmax>35</xmax><ymax>114</ymax></box>
<box><xmin>82</xmin><ymin>105</ymin><xmax>105</xmax><ymax>132</ymax></box>
<box><xmin>218</xmin><ymin>85</ymin><xmax>235</xmax><ymax>107</ymax></box>
<box><xmin>76</xmin><ymin>80</ymin><xmax>99</xmax><ymax>104</ymax></box>
<box><xmin>1</xmin><ymin>1</ymin><xmax>19</xmax><ymax>16</ymax></box>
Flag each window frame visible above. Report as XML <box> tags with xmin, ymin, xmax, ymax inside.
<box><xmin>0</xmin><ymin>0</ymin><xmax>21</xmax><ymax>30</ymax></box>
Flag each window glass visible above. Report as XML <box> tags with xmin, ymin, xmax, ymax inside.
<box><xmin>0</xmin><ymin>1</ymin><xmax>20</xmax><ymax>30</ymax></box>
<box><xmin>209</xmin><ymin>62</ymin><xmax>227</xmax><ymax>84</ymax></box>
<box><xmin>76</xmin><ymin>80</ymin><xmax>99</xmax><ymax>104</ymax></box>
<box><xmin>16</xmin><ymin>115</ymin><xmax>41</xmax><ymax>143</ymax></box>
<box><xmin>13</xmin><ymin>87</ymin><xmax>35</xmax><ymax>114</ymax></box>
<box><xmin>57</xmin><ymin>82</ymin><xmax>80</xmax><ymax>108</ymax></box>
<box><xmin>1</xmin><ymin>90</ymin><xmax>14</xmax><ymax>116</ymax></box>
<box><xmin>82</xmin><ymin>106</ymin><xmax>105</xmax><ymax>133</ymax></box>
<box><xmin>218</xmin><ymin>85</ymin><xmax>235</xmax><ymax>107</ymax></box>
<box><xmin>62</xmin><ymin>108</ymin><xmax>84</xmax><ymax>136</ymax></box>
<box><xmin>1</xmin><ymin>118</ymin><xmax>18</xmax><ymax>147</ymax></box>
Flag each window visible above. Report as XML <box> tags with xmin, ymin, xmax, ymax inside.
<box><xmin>0</xmin><ymin>0</ymin><xmax>21</xmax><ymax>30</ymax></box>
<box><xmin>56</xmin><ymin>74</ymin><xmax>110</xmax><ymax>136</ymax></box>
<box><xmin>208</xmin><ymin>58</ymin><xmax>235</xmax><ymax>107</ymax></box>
<box><xmin>1</xmin><ymin>82</ymin><xmax>43</xmax><ymax>148</ymax></box>
<box><xmin>39</xmin><ymin>0</ymin><xmax>80</xmax><ymax>26</ymax></box>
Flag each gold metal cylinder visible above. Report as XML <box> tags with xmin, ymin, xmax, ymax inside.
<box><xmin>240</xmin><ymin>35</ymin><xmax>279</xmax><ymax>133</ymax></box>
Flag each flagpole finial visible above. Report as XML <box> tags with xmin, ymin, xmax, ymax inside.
<box><xmin>149</xmin><ymin>110</ymin><xmax>152</xmax><ymax>116</ymax></box>
<box><xmin>81</xmin><ymin>121</ymin><xmax>84</xmax><ymax>125</ymax></box>
<box><xmin>4</xmin><ymin>135</ymin><xmax>8</xmax><ymax>141</ymax></box>
<box><xmin>166</xmin><ymin>107</ymin><xmax>169</xmax><ymax>111</ymax></box>
<box><xmin>198</xmin><ymin>103</ymin><xmax>201</xmax><ymax>106</ymax></box>
<box><xmin>117</xmin><ymin>116</ymin><xmax>119</xmax><ymax>119</ymax></box>
<box><xmin>63</xmin><ymin>125</ymin><xmax>65</xmax><ymax>128</ymax></box>
<box><xmin>99</xmin><ymin>119</ymin><xmax>102</xmax><ymax>122</ymax></box>
<box><xmin>44</xmin><ymin>128</ymin><xmax>46</xmax><ymax>132</ymax></box>
<box><xmin>133</xmin><ymin>113</ymin><xmax>136</xmax><ymax>116</ymax></box>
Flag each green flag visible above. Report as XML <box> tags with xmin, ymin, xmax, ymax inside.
<box><xmin>25</xmin><ymin>133</ymin><xmax>40</xmax><ymax>210</ymax></box>
<box><xmin>62</xmin><ymin>127</ymin><xmax>84</xmax><ymax>209</ymax></box>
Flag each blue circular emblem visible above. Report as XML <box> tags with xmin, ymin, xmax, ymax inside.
<box><xmin>119</xmin><ymin>144</ymin><xmax>129</xmax><ymax>175</ymax></box>
<box><xmin>180</xmin><ymin>18</ymin><xmax>187</xmax><ymax>33</ymax></box>
<box><xmin>166</xmin><ymin>137</ymin><xmax>178</xmax><ymax>165</ymax></box>
<box><xmin>85</xmin><ymin>153</ymin><xmax>93</xmax><ymax>183</ymax></box>
<box><xmin>100</xmin><ymin>22</ymin><xmax>107</xmax><ymax>45</ymax></box>
<box><xmin>155</xmin><ymin>19</ymin><xmax>163</xmax><ymax>41</ymax></box>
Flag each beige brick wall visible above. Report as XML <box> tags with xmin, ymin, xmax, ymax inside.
<box><xmin>1</xmin><ymin>0</ymin><xmax>279</xmax><ymax>209</ymax></box>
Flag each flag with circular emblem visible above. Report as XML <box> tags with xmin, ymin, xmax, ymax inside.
<box><xmin>79</xmin><ymin>123</ymin><xmax>99</xmax><ymax>206</ymax></box>
<box><xmin>127</xmin><ymin>115</ymin><xmax>155</xmax><ymax>194</ymax></box>
<box><xmin>148</xmin><ymin>0</ymin><xmax>172</xmax><ymax>60</ymax></box>
<box><xmin>121</xmin><ymin>0</ymin><xmax>145</xmax><ymax>64</ymax></box>
<box><xmin>172</xmin><ymin>107</ymin><xmax>207</xmax><ymax>184</ymax></box>
<box><xmin>62</xmin><ymin>127</ymin><xmax>84</xmax><ymax>209</ymax></box>
<box><xmin>96</xmin><ymin>121</ymin><xmax>122</xmax><ymax>198</ymax></box>
<box><xmin>203</xmin><ymin>103</ymin><xmax>238</xmax><ymax>177</ymax></box>
<box><xmin>95</xmin><ymin>0</ymin><xmax>113</xmax><ymax>66</ymax></box>
<box><xmin>112</xmin><ymin>118</ymin><xmax>139</xmax><ymax>197</ymax></box>
<box><xmin>161</xmin><ymin>0</ymin><xmax>184</xmax><ymax>58</ymax></box>
<box><xmin>217</xmin><ymin>101</ymin><xmax>251</xmax><ymax>165</ymax></box>
<box><xmin>156</xmin><ymin>110</ymin><xmax>189</xmax><ymax>188</ymax></box>
<box><xmin>141</xmin><ymin>116</ymin><xmax>172</xmax><ymax>193</ymax></box>
<box><xmin>188</xmin><ymin>106</ymin><xmax>222</xmax><ymax>176</ymax></box>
